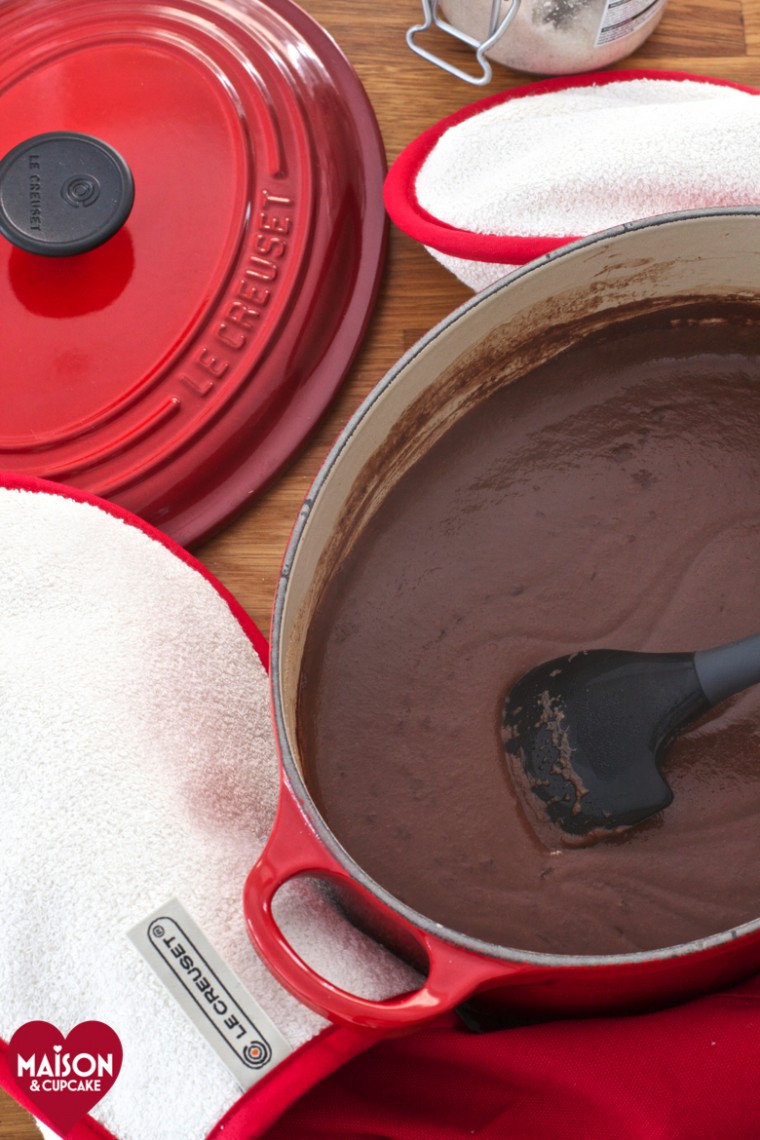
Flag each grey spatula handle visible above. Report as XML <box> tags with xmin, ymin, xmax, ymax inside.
<box><xmin>693</xmin><ymin>632</ymin><xmax>760</xmax><ymax>706</ymax></box>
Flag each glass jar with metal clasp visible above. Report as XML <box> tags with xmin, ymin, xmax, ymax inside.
<box><xmin>407</xmin><ymin>0</ymin><xmax>669</xmax><ymax>83</ymax></box>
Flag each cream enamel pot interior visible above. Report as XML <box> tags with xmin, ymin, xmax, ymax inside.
<box><xmin>245</xmin><ymin>208</ymin><xmax>760</xmax><ymax>1034</ymax></box>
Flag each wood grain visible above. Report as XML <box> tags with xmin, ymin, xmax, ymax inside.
<box><xmin>3</xmin><ymin>0</ymin><xmax>760</xmax><ymax>1134</ymax></box>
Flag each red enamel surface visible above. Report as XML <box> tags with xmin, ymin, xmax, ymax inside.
<box><xmin>0</xmin><ymin>0</ymin><xmax>387</xmax><ymax>545</ymax></box>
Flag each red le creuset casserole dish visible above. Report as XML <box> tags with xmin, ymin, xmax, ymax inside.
<box><xmin>246</xmin><ymin>208</ymin><xmax>760</xmax><ymax>1034</ymax></box>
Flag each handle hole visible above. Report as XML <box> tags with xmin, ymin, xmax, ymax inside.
<box><xmin>271</xmin><ymin>872</ymin><xmax>424</xmax><ymax>1000</ymax></box>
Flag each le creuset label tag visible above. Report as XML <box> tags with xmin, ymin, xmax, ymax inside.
<box><xmin>129</xmin><ymin>899</ymin><xmax>292</xmax><ymax>1090</ymax></box>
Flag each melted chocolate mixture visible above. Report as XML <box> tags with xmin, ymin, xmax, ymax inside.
<box><xmin>298</xmin><ymin>307</ymin><xmax>760</xmax><ymax>956</ymax></box>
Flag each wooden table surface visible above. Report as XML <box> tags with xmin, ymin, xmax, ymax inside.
<box><xmin>2</xmin><ymin>0</ymin><xmax>759</xmax><ymax>1134</ymax></box>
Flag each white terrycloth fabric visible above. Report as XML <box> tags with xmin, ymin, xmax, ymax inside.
<box><xmin>414</xmin><ymin>77</ymin><xmax>760</xmax><ymax>289</ymax></box>
<box><xmin>0</xmin><ymin>487</ymin><xmax>417</xmax><ymax>1140</ymax></box>
<box><xmin>426</xmin><ymin>245</ymin><xmax>521</xmax><ymax>291</ymax></box>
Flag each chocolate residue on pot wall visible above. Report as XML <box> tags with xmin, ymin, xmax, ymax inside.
<box><xmin>313</xmin><ymin>291</ymin><xmax>701</xmax><ymax>586</ymax></box>
<box><xmin>298</xmin><ymin>302</ymin><xmax>760</xmax><ymax>957</ymax></box>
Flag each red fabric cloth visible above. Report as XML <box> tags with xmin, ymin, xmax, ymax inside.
<box><xmin>261</xmin><ymin>976</ymin><xmax>760</xmax><ymax>1139</ymax></box>
<box><xmin>6</xmin><ymin>976</ymin><xmax>760</xmax><ymax>1138</ymax></box>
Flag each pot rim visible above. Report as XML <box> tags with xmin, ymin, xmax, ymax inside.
<box><xmin>271</xmin><ymin>205</ymin><xmax>760</xmax><ymax>970</ymax></box>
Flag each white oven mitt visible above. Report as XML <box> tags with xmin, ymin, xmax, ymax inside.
<box><xmin>384</xmin><ymin>69</ymin><xmax>760</xmax><ymax>290</ymax></box>
<box><xmin>0</xmin><ymin>477</ymin><xmax>417</xmax><ymax>1140</ymax></box>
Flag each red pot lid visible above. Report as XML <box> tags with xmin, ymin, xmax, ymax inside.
<box><xmin>0</xmin><ymin>0</ymin><xmax>387</xmax><ymax>546</ymax></box>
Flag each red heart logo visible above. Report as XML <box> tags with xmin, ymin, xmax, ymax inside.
<box><xmin>7</xmin><ymin>1020</ymin><xmax>122</xmax><ymax>1136</ymax></box>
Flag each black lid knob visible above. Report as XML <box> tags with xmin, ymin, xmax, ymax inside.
<box><xmin>0</xmin><ymin>132</ymin><xmax>134</xmax><ymax>257</ymax></box>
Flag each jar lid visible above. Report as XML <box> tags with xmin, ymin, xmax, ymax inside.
<box><xmin>0</xmin><ymin>0</ymin><xmax>387</xmax><ymax>545</ymax></box>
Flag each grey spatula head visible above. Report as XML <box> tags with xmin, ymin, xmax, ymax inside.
<box><xmin>501</xmin><ymin>633</ymin><xmax>760</xmax><ymax>840</ymax></box>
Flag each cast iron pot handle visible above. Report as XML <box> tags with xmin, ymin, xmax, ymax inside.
<box><xmin>244</xmin><ymin>781</ymin><xmax>523</xmax><ymax>1033</ymax></box>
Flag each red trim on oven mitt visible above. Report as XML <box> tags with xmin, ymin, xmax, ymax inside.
<box><xmin>384</xmin><ymin>69</ymin><xmax>760</xmax><ymax>290</ymax></box>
